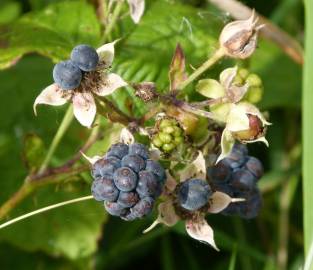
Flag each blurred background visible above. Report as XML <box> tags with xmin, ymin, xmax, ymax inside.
<box><xmin>0</xmin><ymin>0</ymin><xmax>304</xmax><ymax>269</ymax></box>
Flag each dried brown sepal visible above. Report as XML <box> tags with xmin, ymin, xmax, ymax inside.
<box><xmin>133</xmin><ymin>82</ymin><xmax>158</xmax><ymax>102</ymax></box>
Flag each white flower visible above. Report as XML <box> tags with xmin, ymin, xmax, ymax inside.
<box><xmin>143</xmin><ymin>152</ymin><xmax>244</xmax><ymax>251</ymax></box>
<box><xmin>33</xmin><ymin>41</ymin><xmax>127</xmax><ymax>128</ymax></box>
<box><xmin>127</xmin><ymin>0</ymin><xmax>145</xmax><ymax>24</ymax></box>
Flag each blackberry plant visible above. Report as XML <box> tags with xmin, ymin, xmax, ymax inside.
<box><xmin>91</xmin><ymin>142</ymin><xmax>166</xmax><ymax>221</ymax></box>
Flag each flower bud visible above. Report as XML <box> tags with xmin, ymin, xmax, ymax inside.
<box><xmin>226</xmin><ymin>102</ymin><xmax>270</xmax><ymax>144</ymax></box>
<box><xmin>231</xmin><ymin>114</ymin><xmax>264</xmax><ymax>141</ymax></box>
<box><xmin>219</xmin><ymin>12</ymin><xmax>263</xmax><ymax>59</ymax></box>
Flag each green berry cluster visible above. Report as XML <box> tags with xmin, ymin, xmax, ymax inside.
<box><xmin>152</xmin><ymin>118</ymin><xmax>184</xmax><ymax>153</ymax></box>
<box><xmin>234</xmin><ymin>68</ymin><xmax>263</xmax><ymax>103</ymax></box>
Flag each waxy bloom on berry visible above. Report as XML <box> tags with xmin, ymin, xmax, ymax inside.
<box><xmin>33</xmin><ymin>41</ymin><xmax>127</xmax><ymax>128</ymax></box>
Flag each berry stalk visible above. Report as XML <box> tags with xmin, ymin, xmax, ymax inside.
<box><xmin>176</xmin><ymin>48</ymin><xmax>225</xmax><ymax>91</ymax></box>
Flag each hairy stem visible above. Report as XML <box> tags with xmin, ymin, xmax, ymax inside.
<box><xmin>177</xmin><ymin>48</ymin><xmax>225</xmax><ymax>90</ymax></box>
<box><xmin>103</xmin><ymin>0</ymin><xmax>124</xmax><ymax>42</ymax></box>
<box><xmin>38</xmin><ymin>106</ymin><xmax>74</xmax><ymax>174</ymax></box>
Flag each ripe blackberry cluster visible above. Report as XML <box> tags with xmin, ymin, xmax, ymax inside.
<box><xmin>208</xmin><ymin>143</ymin><xmax>263</xmax><ymax>219</ymax></box>
<box><xmin>152</xmin><ymin>118</ymin><xmax>184</xmax><ymax>153</ymax></box>
<box><xmin>53</xmin><ymin>44</ymin><xmax>99</xmax><ymax>90</ymax></box>
<box><xmin>175</xmin><ymin>179</ymin><xmax>212</xmax><ymax>213</ymax></box>
<box><xmin>91</xmin><ymin>142</ymin><xmax>166</xmax><ymax>221</ymax></box>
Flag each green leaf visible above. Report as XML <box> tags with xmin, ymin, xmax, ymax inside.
<box><xmin>22</xmin><ymin>133</ymin><xmax>46</xmax><ymax>173</ymax></box>
<box><xmin>0</xmin><ymin>1</ymin><xmax>101</xmax><ymax>69</ymax></box>
<box><xmin>0</xmin><ymin>1</ymin><xmax>21</xmax><ymax>25</ymax></box>
<box><xmin>196</xmin><ymin>79</ymin><xmax>225</xmax><ymax>98</ymax></box>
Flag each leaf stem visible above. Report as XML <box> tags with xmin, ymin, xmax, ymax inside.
<box><xmin>38</xmin><ymin>106</ymin><xmax>74</xmax><ymax>174</ymax></box>
<box><xmin>0</xmin><ymin>195</ymin><xmax>93</xmax><ymax>230</ymax></box>
<box><xmin>177</xmin><ymin>48</ymin><xmax>225</xmax><ymax>90</ymax></box>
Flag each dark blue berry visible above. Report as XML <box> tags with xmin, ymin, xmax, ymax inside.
<box><xmin>113</xmin><ymin>167</ymin><xmax>138</xmax><ymax>192</ymax></box>
<box><xmin>106</xmin><ymin>143</ymin><xmax>129</xmax><ymax>159</ymax></box>
<box><xmin>145</xmin><ymin>159</ymin><xmax>166</xmax><ymax>183</ymax></box>
<box><xmin>91</xmin><ymin>177</ymin><xmax>119</xmax><ymax>202</ymax></box>
<box><xmin>53</xmin><ymin>60</ymin><xmax>82</xmax><ymax>90</ymax></box>
<box><xmin>129</xmin><ymin>143</ymin><xmax>149</xmax><ymax>159</ymax></box>
<box><xmin>244</xmin><ymin>156</ymin><xmax>263</xmax><ymax>179</ymax></box>
<box><xmin>71</xmin><ymin>44</ymin><xmax>99</xmax><ymax>72</ymax></box>
<box><xmin>236</xmin><ymin>190</ymin><xmax>262</xmax><ymax>219</ymax></box>
<box><xmin>104</xmin><ymin>202</ymin><xmax>128</xmax><ymax>217</ymax></box>
<box><xmin>232</xmin><ymin>142</ymin><xmax>248</xmax><ymax>156</ymax></box>
<box><xmin>208</xmin><ymin>159</ymin><xmax>232</xmax><ymax>183</ymax></box>
<box><xmin>117</xmin><ymin>191</ymin><xmax>139</xmax><ymax>208</ymax></box>
<box><xmin>123</xmin><ymin>197</ymin><xmax>155</xmax><ymax>221</ymax></box>
<box><xmin>177</xmin><ymin>179</ymin><xmax>212</xmax><ymax>211</ymax></box>
<box><xmin>121</xmin><ymin>154</ymin><xmax>146</xmax><ymax>173</ymax></box>
<box><xmin>92</xmin><ymin>157</ymin><xmax>121</xmax><ymax>178</ymax></box>
<box><xmin>136</xmin><ymin>171</ymin><xmax>159</xmax><ymax>198</ymax></box>
<box><xmin>230</xmin><ymin>169</ymin><xmax>256</xmax><ymax>191</ymax></box>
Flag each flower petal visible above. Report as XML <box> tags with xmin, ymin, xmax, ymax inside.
<box><xmin>120</xmin><ymin>127</ymin><xmax>135</xmax><ymax>145</ymax></box>
<box><xmin>219</xmin><ymin>66</ymin><xmax>238</xmax><ymax>89</ymax></box>
<box><xmin>207</xmin><ymin>191</ymin><xmax>233</xmax><ymax>213</ymax></box>
<box><xmin>165</xmin><ymin>170</ymin><xmax>178</xmax><ymax>192</ymax></box>
<box><xmin>96</xmin><ymin>40</ymin><xmax>120</xmax><ymax>67</ymax></box>
<box><xmin>237</xmin><ymin>102</ymin><xmax>271</xmax><ymax>126</ymax></box>
<box><xmin>127</xmin><ymin>0</ymin><xmax>145</xmax><ymax>24</ymax></box>
<box><xmin>72</xmin><ymin>92</ymin><xmax>96</xmax><ymax>128</ymax></box>
<box><xmin>226</xmin><ymin>104</ymin><xmax>250</xmax><ymax>132</ymax></box>
<box><xmin>216</xmin><ymin>129</ymin><xmax>235</xmax><ymax>163</ymax></box>
<box><xmin>196</xmin><ymin>79</ymin><xmax>225</xmax><ymax>99</ymax></box>
<box><xmin>95</xmin><ymin>73</ymin><xmax>128</xmax><ymax>96</ymax></box>
<box><xmin>179</xmin><ymin>151</ymin><xmax>207</xmax><ymax>182</ymax></box>
<box><xmin>185</xmin><ymin>218</ymin><xmax>219</xmax><ymax>251</ymax></box>
<box><xmin>33</xmin><ymin>83</ymin><xmax>69</xmax><ymax>115</ymax></box>
<box><xmin>143</xmin><ymin>200</ymin><xmax>179</xmax><ymax>233</ymax></box>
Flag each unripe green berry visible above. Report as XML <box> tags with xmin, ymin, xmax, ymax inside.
<box><xmin>246</xmin><ymin>74</ymin><xmax>262</xmax><ymax>87</ymax></box>
<box><xmin>159</xmin><ymin>119</ymin><xmax>173</xmax><ymax>129</ymax></box>
<box><xmin>174</xmin><ymin>136</ymin><xmax>183</xmax><ymax>145</ymax></box>
<box><xmin>152</xmin><ymin>136</ymin><xmax>163</xmax><ymax>147</ymax></box>
<box><xmin>238</xmin><ymin>68</ymin><xmax>249</xmax><ymax>80</ymax></box>
<box><xmin>162</xmin><ymin>143</ymin><xmax>175</xmax><ymax>152</ymax></box>
<box><xmin>233</xmin><ymin>75</ymin><xmax>244</xmax><ymax>85</ymax></box>
<box><xmin>173</xmin><ymin>126</ymin><xmax>182</xmax><ymax>137</ymax></box>
<box><xmin>163</xmin><ymin>126</ymin><xmax>175</xmax><ymax>134</ymax></box>
<box><xmin>159</xmin><ymin>132</ymin><xmax>172</xmax><ymax>143</ymax></box>
<box><xmin>245</xmin><ymin>86</ymin><xmax>263</xmax><ymax>103</ymax></box>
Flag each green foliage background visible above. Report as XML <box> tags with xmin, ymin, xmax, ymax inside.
<box><xmin>0</xmin><ymin>0</ymin><xmax>304</xmax><ymax>269</ymax></box>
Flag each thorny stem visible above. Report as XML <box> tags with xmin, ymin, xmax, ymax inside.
<box><xmin>38</xmin><ymin>106</ymin><xmax>74</xmax><ymax>174</ymax></box>
<box><xmin>176</xmin><ymin>48</ymin><xmax>225</xmax><ymax>90</ymax></box>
